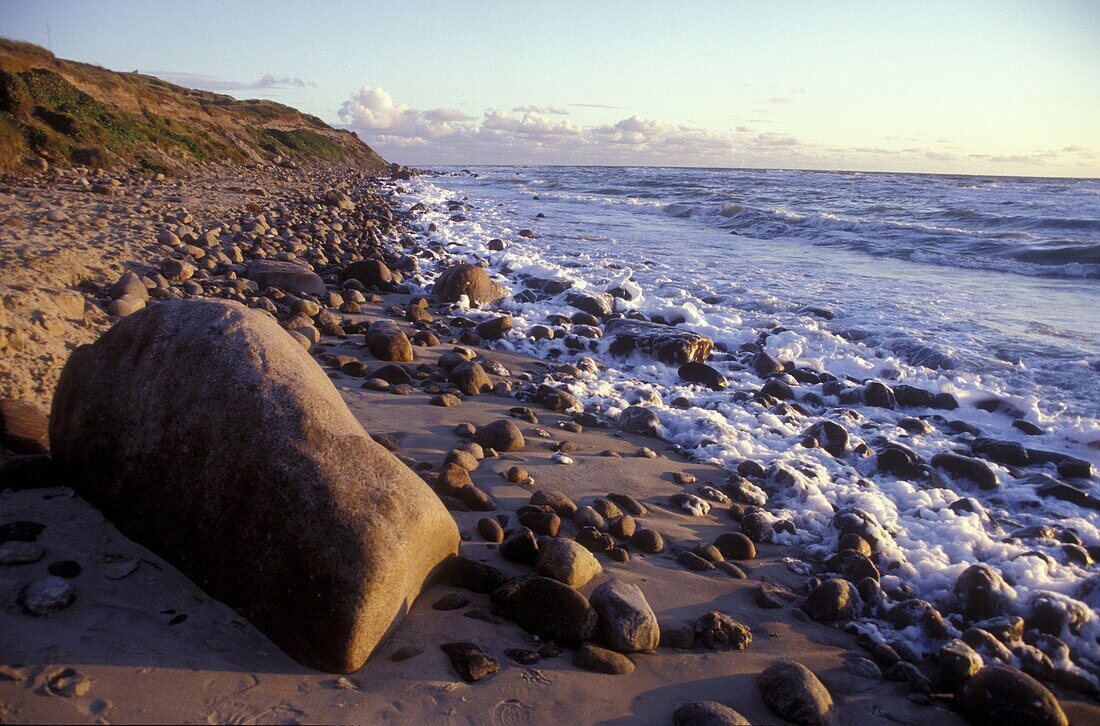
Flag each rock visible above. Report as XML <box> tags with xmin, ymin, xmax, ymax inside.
<box><xmin>932</xmin><ymin>452</ymin><xmax>999</xmax><ymax>489</ymax></box>
<box><xmin>475</xmin><ymin>316</ymin><xmax>512</xmax><ymax>340</ymax></box>
<box><xmin>673</xmin><ymin>701</ymin><xmax>750</xmax><ymax>726</ymax></box>
<box><xmin>535</xmin><ymin>537</ymin><xmax>602</xmax><ymax>588</ymax></box>
<box><xmin>324</xmin><ymin>189</ymin><xmax>355</xmax><ymax>210</ymax></box>
<box><xmin>631</xmin><ymin>528</ymin><xmax>665</xmax><ymax>553</ymax></box>
<box><xmin>0</xmin><ymin>399</ymin><xmax>50</xmax><ymax>454</ymax></box>
<box><xmin>49</xmin><ymin>299</ymin><xmax>459</xmax><ymax>673</ymax></box>
<box><xmin>440</xmin><ymin>642</ymin><xmax>500</xmax><ymax>682</ymax></box>
<box><xmin>574</xmin><ymin>506</ymin><xmax>608</xmax><ymax>531</ymax></box>
<box><xmin>678</xmin><ymin>362</ymin><xmax>727</xmax><ymax>390</ymax></box>
<box><xmin>0</xmin><ymin>541</ymin><xmax>45</xmax><ymax>564</ymax></box>
<box><xmin>757</xmin><ymin>660</ymin><xmax>834</xmax><ymax>725</ymax></box>
<box><xmin>573</xmin><ymin>643</ymin><xmax>634</xmax><ymax>674</ymax></box>
<box><xmin>619</xmin><ymin>406</ymin><xmax>660</xmax><ymax>437</ymax></box>
<box><xmin>957</xmin><ymin>664</ymin><xmax>1067</xmax><ymax>726</ymax></box>
<box><xmin>431</xmin><ymin>393</ymin><xmax>459</xmax><ymax>408</ymax></box>
<box><xmin>739</xmin><ymin>512</ymin><xmax>774</xmax><ymax>543</ymax></box>
<box><xmin>885</xmin><ymin>661</ymin><xmax>932</xmax><ymax>694</ymax></box>
<box><xmin>803</xmin><ymin>578</ymin><xmax>860</xmax><ymax>622</ymax></box>
<box><xmin>245</xmin><ymin>260</ymin><xmax>326</xmax><ymax>296</ymax></box>
<box><xmin>534</xmin><ymin>384</ymin><xmax>580</xmax><ymax>412</ymax></box>
<box><xmin>714</xmin><ymin>532</ymin><xmax>756</xmax><ymax>560</ymax></box>
<box><xmin>755</xmin><ymin>582</ymin><xmax>796</xmax><ymax>608</ymax></box>
<box><xmin>109</xmin><ymin>271</ymin><xmax>149</xmax><ymax>301</ymax></box>
<box><xmin>607</xmin><ymin>492</ymin><xmax>647</xmax><ymax>516</ymax></box>
<box><xmin>160</xmin><ymin>257</ymin><xmax>195</xmax><ymax>281</ymax></box>
<box><xmin>677</xmin><ymin>551</ymin><xmax>715</xmax><ymax>571</ymax></box>
<box><xmin>508</xmin><ymin>576</ymin><xmax>598</xmax><ymax>643</ymax></box>
<box><xmin>590</xmin><ymin>579</ymin><xmax>660</xmax><ymax>653</ymax></box>
<box><xmin>694</xmin><ymin>611</ymin><xmax>752</xmax><ymax>650</ymax></box>
<box><xmin>864</xmin><ymin>380</ymin><xmax>896</xmax><ymax>409</ymax></box>
<box><xmin>953</xmin><ymin>564</ymin><xmax>1014</xmax><ymax>623</ymax></box>
<box><xmin>449</xmin><ymin>362</ymin><xmax>492</xmax><ymax>395</ymax></box>
<box><xmin>530</xmin><ymin>489</ymin><xmax>577</xmax><ymax>517</ymax></box>
<box><xmin>564</xmin><ymin>290</ymin><xmax>613</xmax><ymax>318</ymax></box>
<box><xmin>824</xmin><ymin>549</ymin><xmax>879</xmax><ymax>583</ymax></box>
<box><xmin>432</xmin><ymin>593</ymin><xmax>470</xmax><ymax>610</ymax></box>
<box><xmin>342</xmin><ymin>259</ymin><xmax>393</xmax><ymax>290</ymax></box>
<box><xmin>605</xmin><ymin>317</ymin><xmax>713</xmax><ymax>364</ymax></box>
<box><xmin>442</xmin><ymin>556</ymin><xmax>507</xmax><ymax>594</ymax></box>
<box><xmin>18</xmin><ymin>576</ymin><xmax>75</xmax><ymax>615</ymax></box>
<box><xmin>477</xmin><ymin>517</ymin><xmax>504</xmax><ymax>543</ymax></box>
<box><xmin>473</xmin><ymin>419</ymin><xmax>525</xmax><ymax>452</ymax></box>
<box><xmin>0</xmin><ymin>455</ymin><xmax>55</xmax><ymax>491</ymax></box>
<box><xmin>519</xmin><ymin>510</ymin><xmax>560</xmax><ymax>536</ymax></box>
<box><xmin>499</xmin><ymin>527</ymin><xmax>539</xmax><ymax>565</ymax></box>
<box><xmin>939</xmin><ymin>639</ymin><xmax>983</xmax><ymax>689</ymax></box>
<box><xmin>803</xmin><ymin>420</ymin><xmax>849</xmax><ymax>457</ymax></box>
<box><xmin>433</xmin><ymin>264</ymin><xmax>508</xmax><ymax>307</ymax></box>
<box><xmin>366</xmin><ymin>320</ymin><xmax>414</xmax><ymax>362</ymax></box>
<box><xmin>888</xmin><ymin>599</ymin><xmax>950</xmax><ymax>639</ymax></box>
<box><xmin>108</xmin><ymin>295</ymin><xmax>146</xmax><ymax>317</ymax></box>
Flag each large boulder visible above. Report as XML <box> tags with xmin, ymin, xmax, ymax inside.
<box><xmin>342</xmin><ymin>259</ymin><xmax>393</xmax><ymax>290</ymax></box>
<box><xmin>245</xmin><ymin>259</ymin><xmax>326</xmax><ymax>296</ymax></box>
<box><xmin>432</xmin><ymin>264</ymin><xmax>508</xmax><ymax>307</ymax></box>
<box><xmin>605</xmin><ymin>318</ymin><xmax>713</xmax><ymax>365</ymax></box>
<box><xmin>590</xmin><ymin>579</ymin><xmax>660</xmax><ymax>653</ymax></box>
<box><xmin>366</xmin><ymin>320</ymin><xmax>414</xmax><ymax>362</ymax></box>
<box><xmin>48</xmin><ymin>299</ymin><xmax>459</xmax><ymax>673</ymax></box>
<box><xmin>757</xmin><ymin>660</ymin><xmax>834</xmax><ymax>725</ymax></box>
<box><xmin>0</xmin><ymin>399</ymin><xmax>50</xmax><ymax>454</ymax></box>
<box><xmin>957</xmin><ymin>664</ymin><xmax>1067</xmax><ymax>726</ymax></box>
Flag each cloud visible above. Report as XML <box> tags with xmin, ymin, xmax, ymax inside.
<box><xmin>766</xmin><ymin>97</ymin><xmax>793</xmax><ymax>105</ymax></box>
<box><xmin>568</xmin><ymin>102</ymin><xmax>630</xmax><ymax>110</ymax></box>
<box><xmin>147</xmin><ymin>71</ymin><xmax>316</xmax><ymax>92</ymax></box>
<box><xmin>512</xmin><ymin>105</ymin><xmax>570</xmax><ymax>115</ymax></box>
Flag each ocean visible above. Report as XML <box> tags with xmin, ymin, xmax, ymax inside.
<box><xmin>397</xmin><ymin>165</ymin><xmax>1100</xmax><ymax>660</ymax></box>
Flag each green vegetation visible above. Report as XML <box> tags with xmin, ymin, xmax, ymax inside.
<box><xmin>0</xmin><ymin>37</ymin><xmax>388</xmax><ymax>173</ymax></box>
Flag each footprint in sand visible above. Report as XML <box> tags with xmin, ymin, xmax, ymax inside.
<box><xmin>491</xmin><ymin>699</ymin><xmax>534</xmax><ymax>726</ymax></box>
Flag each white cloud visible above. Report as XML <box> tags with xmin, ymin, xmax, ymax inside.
<box><xmin>512</xmin><ymin>105</ymin><xmax>570</xmax><ymax>115</ymax></box>
<box><xmin>148</xmin><ymin>71</ymin><xmax>315</xmax><ymax>91</ymax></box>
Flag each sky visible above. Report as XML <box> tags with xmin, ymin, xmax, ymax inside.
<box><xmin>2</xmin><ymin>0</ymin><xmax>1098</xmax><ymax>176</ymax></box>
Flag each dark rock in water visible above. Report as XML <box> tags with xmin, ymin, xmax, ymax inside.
<box><xmin>803</xmin><ymin>578</ymin><xmax>860</xmax><ymax>622</ymax></box>
<box><xmin>757</xmin><ymin>660</ymin><xmax>834</xmax><ymax>725</ymax></box>
<box><xmin>831</xmin><ymin>508</ymin><xmax>886</xmax><ymax>547</ymax></box>
<box><xmin>472</xmin><ymin>419</ymin><xmax>525</xmax><ymax>452</ymax></box>
<box><xmin>432</xmin><ymin>264</ymin><xmax>508</xmax><ymax>307</ymax></box>
<box><xmin>975</xmin><ymin>398</ymin><xmax>1027</xmax><ymax>418</ymax></box>
<box><xmin>342</xmin><ymin>259</ymin><xmax>393</xmax><ymax>290</ymax></box>
<box><xmin>931</xmin><ymin>452</ymin><xmax>999</xmax><ymax>489</ymax></box>
<box><xmin>876</xmin><ymin>441</ymin><xmax>924</xmax><ymax>476</ymax></box>
<box><xmin>1056</xmin><ymin>457</ymin><xmax>1094</xmax><ymax>479</ymax></box>
<box><xmin>825</xmin><ymin>550</ymin><xmax>879</xmax><ymax>583</ymax></box>
<box><xmin>48</xmin><ymin>299</ymin><xmax>458</xmax><ymax>673</ymax></box>
<box><xmin>888</xmin><ymin>599</ymin><xmax>950</xmax><ymax>638</ymax></box>
<box><xmin>971</xmin><ymin>438</ymin><xmax>1030</xmax><ymax>467</ymax></box>
<box><xmin>934</xmin><ymin>392</ymin><xmax>960</xmax><ymax>410</ymax></box>
<box><xmin>440</xmin><ymin>642</ymin><xmax>500</xmax><ymax>682</ymax></box>
<box><xmin>893</xmin><ymin>384</ymin><xmax>936</xmax><ymax>408</ymax></box>
<box><xmin>752</xmin><ymin>352</ymin><xmax>784</xmax><ymax>377</ymax></box>
<box><xmin>442</xmin><ymin>556</ymin><xmax>508</xmax><ymax>594</ymax></box>
<box><xmin>714</xmin><ymin>532</ymin><xmax>756</xmax><ymax>560</ymax></box>
<box><xmin>564</xmin><ymin>290</ymin><xmax>613</xmax><ymax>317</ymax></box>
<box><xmin>760</xmin><ymin>378</ymin><xmax>794</xmax><ymax>400</ymax></box>
<box><xmin>0</xmin><ymin>399</ymin><xmax>50</xmax><ymax>454</ymax></box>
<box><xmin>938</xmin><ymin>639</ymin><xmax>984</xmax><ymax>689</ymax></box>
<box><xmin>803</xmin><ymin>420</ymin><xmax>849</xmax><ymax>457</ymax></box>
<box><xmin>619</xmin><ymin>405</ymin><xmax>660</xmax><ymax>437</ymax></box>
<box><xmin>1012</xmin><ymin>419</ymin><xmax>1044</xmax><ymax>436</ymax></box>
<box><xmin>605</xmin><ymin>317</ymin><xmax>713</xmax><ymax>364</ymax></box>
<box><xmin>508</xmin><ymin>576</ymin><xmax>597</xmax><ymax>643</ymax></box>
<box><xmin>863</xmin><ymin>380</ymin><xmax>896</xmax><ymax>409</ymax></box>
<box><xmin>678</xmin><ymin>361</ymin><xmax>727</xmax><ymax>390</ymax></box>
<box><xmin>957</xmin><ymin>664</ymin><xmax>1067</xmax><ymax>726</ymax></box>
<box><xmin>673</xmin><ymin>701</ymin><xmax>750</xmax><ymax>726</ymax></box>
<box><xmin>535</xmin><ymin>384</ymin><xmax>580</xmax><ymax>412</ymax></box>
<box><xmin>1027</xmin><ymin>591</ymin><xmax>1089</xmax><ymax>636</ymax></box>
<box><xmin>366</xmin><ymin>320</ymin><xmax>414</xmax><ymax>362</ymax></box>
<box><xmin>953</xmin><ymin>564</ymin><xmax>1014</xmax><ymax>622</ymax></box>
<box><xmin>475</xmin><ymin>315</ymin><xmax>512</xmax><ymax>340</ymax></box>
<box><xmin>590</xmin><ymin>579</ymin><xmax>660</xmax><ymax>653</ymax></box>
<box><xmin>245</xmin><ymin>259</ymin><xmax>326</xmax><ymax>296</ymax></box>
<box><xmin>694</xmin><ymin>611</ymin><xmax>752</xmax><ymax>650</ymax></box>
<box><xmin>573</xmin><ymin>643</ymin><xmax>634</xmax><ymax>674</ymax></box>
<box><xmin>1035</xmin><ymin>481</ymin><xmax>1100</xmax><ymax>510</ymax></box>
<box><xmin>739</xmin><ymin>512</ymin><xmax>774</xmax><ymax>543</ymax></box>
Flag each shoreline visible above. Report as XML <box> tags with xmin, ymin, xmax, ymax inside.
<box><xmin>1</xmin><ymin>162</ymin><xmax>1097</xmax><ymax>723</ymax></box>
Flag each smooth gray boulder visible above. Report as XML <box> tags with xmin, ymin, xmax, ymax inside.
<box><xmin>590</xmin><ymin>579</ymin><xmax>660</xmax><ymax>653</ymax></box>
<box><xmin>245</xmin><ymin>259</ymin><xmax>327</xmax><ymax>296</ymax></box>
<box><xmin>49</xmin><ymin>299</ymin><xmax>459</xmax><ymax>673</ymax></box>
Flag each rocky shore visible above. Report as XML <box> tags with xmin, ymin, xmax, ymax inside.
<box><xmin>1</xmin><ymin>160</ymin><xmax>1097</xmax><ymax>725</ymax></box>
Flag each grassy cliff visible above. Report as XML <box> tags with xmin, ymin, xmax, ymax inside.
<box><xmin>0</xmin><ymin>38</ymin><xmax>388</xmax><ymax>173</ymax></box>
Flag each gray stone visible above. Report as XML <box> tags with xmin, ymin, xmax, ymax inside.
<box><xmin>535</xmin><ymin>537</ymin><xmax>602</xmax><ymax>588</ymax></box>
<box><xmin>590</xmin><ymin>579</ymin><xmax>659</xmax><ymax>653</ymax></box>
<box><xmin>757</xmin><ymin>660</ymin><xmax>834</xmax><ymax>725</ymax></box>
